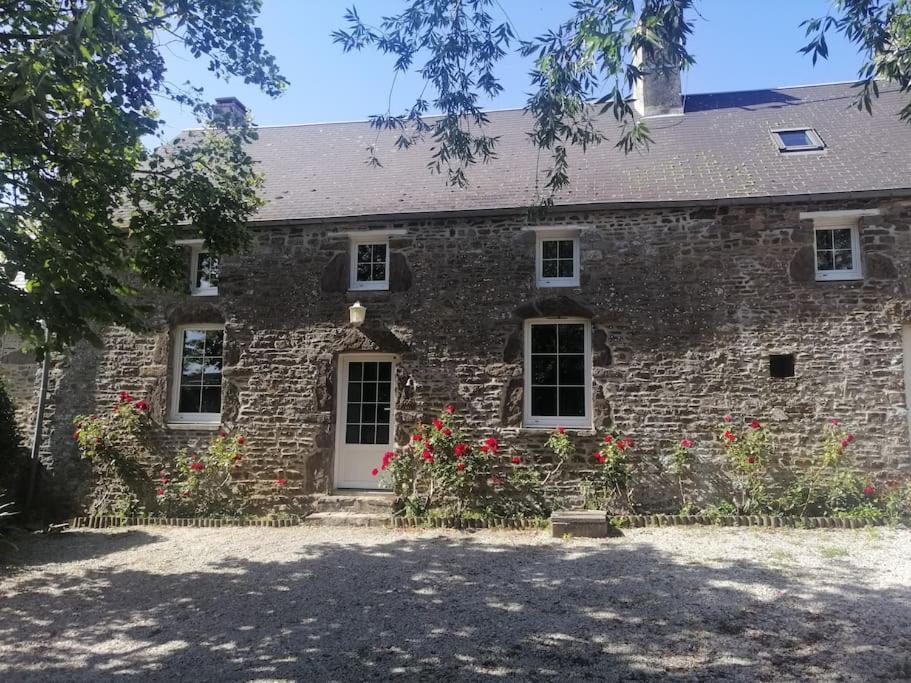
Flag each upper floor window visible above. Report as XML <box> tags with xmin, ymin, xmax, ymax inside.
<box><xmin>534</xmin><ymin>229</ymin><xmax>580</xmax><ymax>288</ymax></box>
<box><xmin>524</xmin><ymin>319</ymin><xmax>592</xmax><ymax>429</ymax></box>
<box><xmin>170</xmin><ymin>324</ymin><xmax>224</xmax><ymax>424</ymax></box>
<box><xmin>350</xmin><ymin>239</ymin><xmax>389</xmax><ymax>291</ymax></box>
<box><xmin>800</xmin><ymin>209</ymin><xmax>879</xmax><ymax>283</ymax></box>
<box><xmin>772</xmin><ymin>128</ymin><xmax>825</xmax><ymax>153</ymax></box>
<box><xmin>190</xmin><ymin>246</ymin><xmax>219</xmax><ymax>296</ymax></box>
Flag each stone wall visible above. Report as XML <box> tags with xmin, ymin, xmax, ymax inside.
<box><xmin>0</xmin><ymin>333</ymin><xmax>37</xmax><ymax>442</ymax></box>
<box><xmin>34</xmin><ymin>198</ymin><xmax>911</xmax><ymax>514</ymax></box>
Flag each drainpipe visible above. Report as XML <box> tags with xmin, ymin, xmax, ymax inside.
<box><xmin>25</xmin><ymin>323</ymin><xmax>51</xmax><ymax>511</ymax></box>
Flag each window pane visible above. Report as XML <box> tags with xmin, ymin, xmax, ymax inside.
<box><xmin>348</xmin><ymin>383</ymin><xmax>361</xmax><ymax>402</ymax></box>
<box><xmin>181</xmin><ymin>357</ymin><xmax>203</xmax><ymax>385</ymax></box>
<box><xmin>372</xmin><ymin>264</ymin><xmax>386</xmax><ymax>281</ymax></box>
<box><xmin>816</xmin><ymin>250</ymin><xmax>834</xmax><ymax>271</ymax></box>
<box><xmin>183</xmin><ymin>330</ymin><xmax>205</xmax><ymax>355</ymax></box>
<box><xmin>204</xmin><ymin>331</ymin><xmax>223</xmax><ymax>357</ymax></box>
<box><xmin>558</xmin><ymin>324</ymin><xmax>585</xmax><ymax>353</ymax></box>
<box><xmin>531</xmin><ymin>386</ymin><xmax>558</xmax><ymax>416</ymax></box>
<box><xmin>346</xmin><ymin>403</ymin><xmax>359</xmax><ymax>423</ymax></box>
<box><xmin>833</xmin><ymin>229</ymin><xmax>852</xmax><ymax>250</ymax></box>
<box><xmin>377</xmin><ymin>404</ymin><xmax>390</xmax><ymax>424</ymax></box>
<box><xmin>558</xmin><ymin>356</ymin><xmax>584</xmax><ymax>385</ymax></box>
<box><xmin>378</xmin><ymin>363</ymin><xmax>391</xmax><ymax>381</ymax></box>
<box><xmin>356</xmin><ymin>263</ymin><xmax>371</xmax><ymax>281</ymax></box>
<box><xmin>542</xmin><ymin>260</ymin><xmax>558</xmax><ymax>278</ymax></box>
<box><xmin>778</xmin><ymin>130</ymin><xmax>811</xmax><ymax>147</ymax></box>
<box><xmin>375</xmin><ymin>425</ymin><xmax>390</xmax><ymax>444</ymax></box>
<box><xmin>815</xmin><ymin>230</ymin><xmax>833</xmax><ymax>250</ymax></box>
<box><xmin>558</xmin><ymin>240</ymin><xmax>574</xmax><ymax>259</ymax></box>
<box><xmin>201</xmin><ymin>387</ymin><xmax>222</xmax><ymax>414</ymax></box>
<box><xmin>372</xmin><ymin>244</ymin><xmax>387</xmax><ymax>262</ymax></box>
<box><xmin>559</xmin><ymin>387</ymin><xmax>586</xmax><ymax>417</ymax></box>
<box><xmin>202</xmin><ymin>361</ymin><xmax>222</xmax><ymax>386</ymax></box>
<box><xmin>531</xmin><ymin>356</ymin><xmax>557</xmax><ymax>385</ymax></box>
<box><xmin>196</xmin><ymin>253</ymin><xmax>219</xmax><ymax>289</ymax></box>
<box><xmin>557</xmin><ymin>260</ymin><xmax>575</xmax><ymax>278</ymax></box>
<box><xmin>377</xmin><ymin>382</ymin><xmax>391</xmax><ymax>402</ymax></box>
<box><xmin>531</xmin><ymin>325</ymin><xmax>557</xmax><ymax>353</ymax></box>
<box><xmin>363</xmin><ymin>363</ymin><xmax>377</xmax><ymax>381</ymax></box>
<box><xmin>357</xmin><ymin>244</ymin><xmax>372</xmax><ymax>264</ymax></box>
<box><xmin>349</xmin><ymin>363</ymin><xmax>363</xmax><ymax>381</ymax></box>
<box><xmin>362</xmin><ymin>383</ymin><xmax>377</xmax><ymax>402</ymax></box>
<box><xmin>345</xmin><ymin>425</ymin><xmax>360</xmax><ymax>444</ymax></box>
<box><xmin>361</xmin><ymin>403</ymin><xmax>377</xmax><ymax>424</ymax></box>
<box><xmin>360</xmin><ymin>425</ymin><xmax>376</xmax><ymax>444</ymax></box>
<box><xmin>179</xmin><ymin>387</ymin><xmax>201</xmax><ymax>413</ymax></box>
<box><xmin>542</xmin><ymin>240</ymin><xmax>558</xmax><ymax>259</ymax></box>
<box><xmin>834</xmin><ymin>250</ymin><xmax>854</xmax><ymax>270</ymax></box>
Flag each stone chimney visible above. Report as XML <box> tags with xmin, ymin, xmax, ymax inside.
<box><xmin>212</xmin><ymin>96</ymin><xmax>247</xmax><ymax>124</ymax></box>
<box><xmin>632</xmin><ymin>49</ymin><xmax>683</xmax><ymax>118</ymax></box>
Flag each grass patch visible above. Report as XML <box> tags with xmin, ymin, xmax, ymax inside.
<box><xmin>819</xmin><ymin>546</ymin><xmax>849</xmax><ymax>558</ymax></box>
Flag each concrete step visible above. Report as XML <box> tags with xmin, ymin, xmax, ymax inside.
<box><xmin>304</xmin><ymin>512</ymin><xmax>390</xmax><ymax>528</ymax></box>
<box><xmin>314</xmin><ymin>493</ymin><xmax>395</xmax><ymax>514</ymax></box>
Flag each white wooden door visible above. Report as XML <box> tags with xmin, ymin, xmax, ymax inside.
<box><xmin>334</xmin><ymin>354</ymin><xmax>395</xmax><ymax>490</ymax></box>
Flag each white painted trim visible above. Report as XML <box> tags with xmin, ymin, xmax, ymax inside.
<box><xmin>348</xmin><ymin>235</ymin><xmax>390</xmax><ymax>291</ymax></box>
<box><xmin>799</xmin><ymin>209</ymin><xmax>882</xmax><ymax>221</ymax></box>
<box><xmin>334</xmin><ymin>229</ymin><xmax>408</xmax><ymax>240</ymax></box>
<box><xmin>169</xmin><ymin>323</ymin><xmax>225</xmax><ymax>424</ymax></box>
<box><xmin>334</xmin><ymin>353</ymin><xmax>396</xmax><ymax>490</ymax></box>
<box><xmin>174</xmin><ymin>238</ymin><xmax>205</xmax><ymax>246</ymax></box>
<box><xmin>522</xmin><ymin>225</ymin><xmax>586</xmax><ymax>233</ymax></box>
<box><xmin>523</xmin><ymin>318</ymin><xmax>592</xmax><ymax>430</ymax></box>
<box><xmin>165</xmin><ymin>422</ymin><xmax>223</xmax><ymax>432</ymax></box>
<box><xmin>535</xmin><ymin>230</ymin><xmax>581</xmax><ymax>288</ymax></box>
<box><xmin>813</xmin><ymin>223</ymin><xmax>863</xmax><ymax>282</ymax></box>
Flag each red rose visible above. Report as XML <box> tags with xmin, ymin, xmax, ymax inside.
<box><xmin>511</xmin><ymin>456</ymin><xmax>521</xmax><ymax>464</ymax></box>
<box><xmin>623</xmin><ymin>437</ymin><xmax>634</xmax><ymax>448</ymax></box>
<box><xmin>276</xmin><ymin>478</ymin><xmax>286</xmax><ymax>487</ymax></box>
<box><xmin>456</xmin><ymin>462</ymin><xmax>465</xmax><ymax>471</ymax></box>
<box><xmin>750</xmin><ymin>420</ymin><xmax>762</xmax><ymax>430</ymax></box>
<box><xmin>863</xmin><ymin>484</ymin><xmax>875</xmax><ymax>496</ymax></box>
<box><xmin>445</xmin><ymin>404</ymin><xmax>455</xmax><ymax>414</ymax></box>
<box><xmin>190</xmin><ymin>462</ymin><xmax>204</xmax><ymax>472</ymax></box>
<box><xmin>594</xmin><ymin>452</ymin><xmax>605</xmax><ymax>464</ymax></box>
<box><xmin>680</xmin><ymin>438</ymin><xmax>694</xmax><ymax>449</ymax></box>
<box><xmin>442</xmin><ymin>427</ymin><xmax>452</xmax><ymax>436</ymax></box>
<box><xmin>556</xmin><ymin>426</ymin><xmax>565</xmax><ymax>434</ymax></box>
<box><xmin>846</xmin><ymin>433</ymin><xmax>855</xmax><ymax>443</ymax></box>
<box><xmin>723</xmin><ymin>415</ymin><xmax>732</xmax><ymax>423</ymax></box>
<box><xmin>484</xmin><ymin>437</ymin><xmax>499</xmax><ymax>454</ymax></box>
<box><xmin>371</xmin><ymin>468</ymin><xmax>379</xmax><ymax>476</ymax></box>
<box><xmin>432</xmin><ymin>418</ymin><xmax>443</xmax><ymax>431</ymax></box>
<box><xmin>412</xmin><ymin>434</ymin><xmax>423</xmax><ymax>442</ymax></box>
<box><xmin>236</xmin><ymin>435</ymin><xmax>245</xmax><ymax>445</ymax></box>
<box><xmin>156</xmin><ymin>488</ymin><xmax>165</xmax><ymax>497</ymax></box>
<box><xmin>603</xmin><ymin>434</ymin><xmax>613</xmax><ymax>444</ymax></box>
<box><xmin>479</xmin><ymin>445</ymin><xmax>489</xmax><ymax>453</ymax></box>
<box><xmin>135</xmin><ymin>400</ymin><xmax>148</xmax><ymax>411</ymax></box>
<box><xmin>840</xmin><ymin>439</ymin><xmax>850</xmax><ymax>448</ymax></box>
<box><xmin>454</xmin><ymin>443</ymin><xmax>468</xmax><ymax>458</ymax></box>
<box><xmin>219</xmin><ymin>431</ymin><xmax>226</xmax><ymax>439</ymax></box>
<box><xmin>747</xmin><ymin>456</ymin><xmax>755</xmax><ymax>464</ymax></box>
<box><xmin>830</xmin><ymin>418</ymin><xmax>839</xmax><ymax>426</ymax></box>
<box><xmin>723</xmin><ymin>431</ymin><xmax>736</xmax><ymax>442</ymax></box>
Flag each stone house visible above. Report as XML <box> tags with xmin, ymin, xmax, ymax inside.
<box><xmin>5</xmin><ymin>72</ymin><xmax>911</xmax><ymax>515</ymax></box>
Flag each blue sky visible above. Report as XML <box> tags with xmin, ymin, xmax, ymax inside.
<box><xmin>156</xmin><ymin>0</ymin><xmax>862</xmax><ymax>138</ymax></box>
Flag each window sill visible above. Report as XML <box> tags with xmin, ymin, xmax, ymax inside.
<box><xmin>165</xmin><ymin>422</ymin><xmax>222</xmax><ymax>431</ymax></box>
<box><xmin>814</xmin><ymin>274</ymin><xmax>863</xmax><ymax>282</ymax></box>
<box><xmin>189</xmin><ymin>289</ymin><xmax>219</xmax><ymax>297</ymax></box>
<box><xmin>536</xmin><ymin>280</ymin><xmax>581</xmax><ymax>289</ymax></box>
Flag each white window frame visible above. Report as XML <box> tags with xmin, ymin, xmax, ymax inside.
<box><xmin>348</xmin><ymin>236</ymin><xmax>390</xmax><ymax>291</ymax></box>
<box><xmin>772</xmin><ymin>127</ymin><xmax>825</xmax><ymax>153</ymax></box>
<box><xmin>523</xmin><ymin>318</ymin><xmax>592</xmax><ymax>429</ymax></box>
<box><xmin>800</xmin><ymin>209</ymin><xmax>879</xmax><ymax>283</ymax></box>
<box><xmin>176</xmin><ymin>239</ymin><xmax>218</xmax><ymax>296</ymax></box>
<box><xmin>533</xmin><ymin>229</ymin><xmax>581</xmax><ymax>288</ymax></box>
<box><xmin>169</xmin><ymin>323</ymin><xmax>225</xmax><ymax>426</ymax></box>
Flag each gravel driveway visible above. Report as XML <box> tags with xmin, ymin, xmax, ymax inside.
<box><xmin>0</xmin><ymin>524</ymin><xmax>909</xmax><ymax>681</ymax></box>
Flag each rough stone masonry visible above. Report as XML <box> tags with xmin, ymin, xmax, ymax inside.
<box><xmin>5</xmin><ymin>196</ymin><xmax>911</xmax><ymax>516</ymax></box>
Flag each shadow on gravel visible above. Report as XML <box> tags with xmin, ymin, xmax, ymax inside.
<box><xmin>0</xmin><ymin>529</ymin><xmax>159</xmax><ymax>568</ymax></box>
<box><xmin>0</xmin><ymin>531</ymin><xmax>909</xmax><ymax>681</ymax></box>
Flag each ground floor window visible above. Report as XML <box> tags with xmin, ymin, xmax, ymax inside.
<box><xmin>344</xmin><ymin>360</ymin><xmax>393</xmax><ymax>445</ymax></box>
<box><xmin>524</xmin><ymin>318</ymin><xmax>592</xmax><ymax>428</ymax></box>
<box><xmin>170</xmin><ymin>324</ymin><xmax>224</xmax><ymax>423</ymax></box>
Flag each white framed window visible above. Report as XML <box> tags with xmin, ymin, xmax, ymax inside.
<box><xmin>523</xmin><ymin>318</ymin><xmax>592</xmax><ymax>429</ymax></box>
<box><xmin>535</xmin><ymin>230</ymin><xmax>580</xmax><ymax>287</ymax></box>
<box><xmin>772</xmin><ymin>127</ymin><xmax>825</xmax><ymax>153</ymax></box>
<box><xmin>175</xmin><ymin>239</ymin><xmax>218</xmax><ymax>296</ymax></box>
<box><xmin>169</xmin><ymin>324</ymin><xmax>224</xmax><ymax>424</ymax></box>
<box><xmin>350</xmin><ymin>238</ymin><xmax>389</xmax><ymax>291</ymax></box>
<box><xmin>814</xmin><ymin>222</ymin><xmax>862</xmax><ymax>281</ymax></box>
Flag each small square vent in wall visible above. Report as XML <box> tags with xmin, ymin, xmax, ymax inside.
<box><xmin>769</xmin><ymin>354</ymin><xmax>795</xmax><ymax>378</ymax></box>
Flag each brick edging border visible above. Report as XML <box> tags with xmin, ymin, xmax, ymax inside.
<box><xmin>69</xmin><ymin>515</ymin><xmax>305</xmax><ymax>529</ymax></box>
<box><xmin>617</xmin><ymin>514</ymin><xmax>885</xmax><ymax>528</ymax></box>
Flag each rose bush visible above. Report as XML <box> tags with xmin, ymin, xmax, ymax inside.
<box><xmin>717</xmin><ymin>416</ymin><xmax>774</xmax><ymax>514</ymax></box>
<box><xmin>585</xmin><ymin>427</ymin><xmax>636</xmax><ymax>512</ymax></box>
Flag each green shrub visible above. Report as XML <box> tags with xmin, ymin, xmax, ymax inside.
<box><xmin>0</xmin><ymin>374</ymin><xmax>24</xmax><ymax>499</ymax></box>
<box><xmin>717</xmin><ymin>415</ymin><xmax>774</xmax><ymax>514</ymax></box>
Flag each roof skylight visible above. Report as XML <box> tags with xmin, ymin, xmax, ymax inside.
<box><xmin>772</xmin><ymin>128</ymin><xmax>825</xmax><ymax>153</ymax></box>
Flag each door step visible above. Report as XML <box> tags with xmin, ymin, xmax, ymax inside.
<box><xmin>313</xmin><ymin>492</ymin><xmax>395</xmax><ymax>515</ymax></box>
<box><xmin>305</xmin><ymin>511</ymin><xmax>390</xmax><ymax>528</ymax></box>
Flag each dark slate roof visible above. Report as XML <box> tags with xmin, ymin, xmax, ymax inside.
<box><xmin>244</xmin><ymin>82</ymin><xmax>911</xmax><ymax>222</ymax></box>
